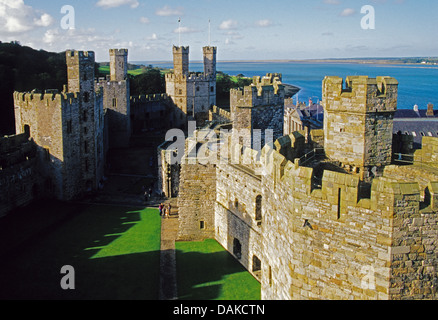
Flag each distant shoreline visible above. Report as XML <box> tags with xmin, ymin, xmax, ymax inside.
<box><xmin>133</xmin><ymin>59</ymin><xmax>438</xmax><ymax>69</ymax></box>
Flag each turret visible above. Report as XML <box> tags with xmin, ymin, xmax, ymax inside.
<box><xmin>110</xmin><ymin>49</ymin><xmax>128</xmax><ymax>82</ymax></box>
<box><xmin>322</xmin><ymin>76</ymin><xmax>398</xmax><ymax>180</ymax></box>
<box><xmin>173</xmin><ymin>46</ymin><xmax>189</xmax><ymax>77</ymax></box>
<box><xmin>203</xmin><ymin>46</ymin><xmax>217</xmax><ymax>78</ymax></box>
<box><xmin>65</xmin><ymin>50</ymin><xmax>95</xmax><ymax>94</ymax></box>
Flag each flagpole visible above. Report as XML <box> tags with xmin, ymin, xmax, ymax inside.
<box><xmin>178</xmin><ymin>18</ymin><xmax>181</xmax><ymax>47</ymax></box>
<box><xmin>208</xmin><ymin>19</ymin><xmax>211</xmax><ymax>47</ymax></box>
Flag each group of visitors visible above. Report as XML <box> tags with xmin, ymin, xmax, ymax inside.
<box><xmin>159</xmin><ymin>203</ymin><xmax>171</xmax><ymax>219</ymax></box>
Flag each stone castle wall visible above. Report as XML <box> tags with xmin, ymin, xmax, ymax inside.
<box><xmin>231</xmin><ymin>74</ymin><xmax>285</xmax><ymax>147</ymax></box>
<box><xmin>174</xmin><ymin>74</ymin><xmax>438</xmax><ymax>300</ymax></box>
<box><xmin>177</xmin><ymin>159</ymin><xmax>217</xmax><ymax>241</ymax></box>
<box><xmin>13</xmin><ymin>50</ymin><xmax>106</xmax><ymax>202</ymax></box>
<box><xmin>0</xmin><ymin>133</ymin><xmax>39</xmax><ymax>217</ymax></box>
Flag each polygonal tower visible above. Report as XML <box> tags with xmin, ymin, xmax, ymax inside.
<box><xmin>173</xmin><ymin>46</ymin><xmax>189</xmax><ymax>77</ymax></box>
<box><xmin>97</xmin><ymin>49</ymin><xmax>131</xmax><ymax>149</ymax></box>
<box><xmin>110</xmin><ymin>49</ymin><xmax>128</xmax><ymax>82</ymax></box>
<box><xmin>66</xmin><ymin>50</ymin><xmax>95</xmax><ymax>95</ymax></box>
<box><xmin>203</xmin><ymin>46</ymin><xmax>217</xmax><ymax>78</ymax></box>
<box><xmin>322</xmin><ymin>76</ymin><xmax>398</xmax><ymax>180</ymax></box>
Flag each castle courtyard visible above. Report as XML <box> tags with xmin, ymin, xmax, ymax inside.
<box><xmin>0</xmin><ymin>201</ymin><xmax>260</xmax><ymax>300</ymax></box>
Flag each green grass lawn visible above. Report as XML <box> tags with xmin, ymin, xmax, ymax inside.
<box><xmin>99</xmin><ymin>65</ymin><xmax>144</xmax><ymax>76</ymax></box>
<box><xmin>175</xmin><ymin>239</ymin><xmax>261</xmax><ymax>300</ymax></box>
<box><xmin>0</xmin><ymin>204</ymin><xmax>161</xmax><ymax>300</ymax></box>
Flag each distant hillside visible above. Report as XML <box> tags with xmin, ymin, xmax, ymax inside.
<box><xmin>0</xmin><ymin>42</ymin><xmax>69</xmax><ymax>135</ymax></box>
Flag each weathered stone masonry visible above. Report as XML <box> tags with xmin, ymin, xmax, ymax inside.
<box><xmin>176</xmin><ymin>75</ymin><xmax>438</xmax><ymax>300</ymax></box>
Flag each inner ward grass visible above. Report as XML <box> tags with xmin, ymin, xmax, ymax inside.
<box><xmin>0</xmin><ymin>205</ymin><xmax>161</xmax><ymax>300</ymax></box>
<box><xmin>175</xmin><ymin>239</ymin><xmax>261</xmax><ymax>300</ymax></box>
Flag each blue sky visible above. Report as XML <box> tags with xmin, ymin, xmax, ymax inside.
<box><xmin>0</xmin><ymin>0</ymin><xmax>437</xmax><ymax>62</ymax></box>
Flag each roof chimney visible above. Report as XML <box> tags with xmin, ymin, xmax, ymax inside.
<box><xmin>427</xmin><ymin>103</ymin><xmax>434</xmax><ymax>117</ymax></box>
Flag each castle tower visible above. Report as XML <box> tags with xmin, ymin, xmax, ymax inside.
<box><xmin>110</xmin><ymin>49</ymin><xmax>128</xmax><ymax>82</ymax></box>
<box><xmin>13</xmin><ymin>50</ymin><xmax>105</xmax><ymax>200</ymax></box>
<box><xmin>165</xmin><ymin>46</ymin><xmax>218</xmax><ymax>129</ymax></box>
<box><xmin>173</xmin><ymin>46</ymin><xmax>189</xmax><ymax>77</ymax></box>
<box><xmin>66</xmin><ymin>51</ymin><xmax>95</xmax><ymax>94</ymax></box>
<box><xmin>322</xmin><ymin>76</ymin><xmax>398</xmax><ymax>180</ymax></box>
<box><xmin>203</xmin><ymin>46</ymin><xmax>217</xmax><ymax>78</ymax></box>
<box><xmin>66</xmin><ymin>50</ymin><xmax>104</xmax><ymax>193</ymax></box>
<box><xmin>97</xmin><ymin>49</ymin><xmax>131</xmax><ymax>149</ymax></box>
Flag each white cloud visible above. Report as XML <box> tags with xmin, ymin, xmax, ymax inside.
<box><xmin>340</xmin><ymin>8</ymin><xmax>356</xmax><ymax>16</ymax></box>
<box><xmin>173</xmin><ymin>26</ymin><xmax>199</xmax><ymax>34</ymax></box>
<box><xmin>225</xmin><ymin>38</ymin><xmax>235</xmax><ymax>45</ymax></box>
<box><xmin>96</xmin><ymin>0</ymin><xmax>139</xmax><ymax>9</ymax></box>
<box><xmin>0</xmin><ymin>0</ymin><xmax>54</xmax><ymax>35</ymax></box>
<box><xmin>255</xmin><ymin>19</ymin><xmax>273</xmax><ymax>27</ymax></box>
<box><xmin>219</xmin><ymin>19</ymin><xmax>238</xmax><ymax>30</ymax></box>
<box><xmin>324</xmin><ymin>0</ymin><xmax>341</xmax><ymax>5</ymax></box>
<box><xmin>155</xmin><ymin>5</ymin><xmax>184</xmax><ymax>16</ymax></box>
<box><xmin>140</xmin><ymin>17</ymin><xmax>150</xmax><ymax>24</ymax></box>
<box><xmin>147</xmin><ymin>33</ymin><xmax>158</xmax><ymax>40</ymax></box>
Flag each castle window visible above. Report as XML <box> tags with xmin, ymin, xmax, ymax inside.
<box><xmin>200</xmin><ymin>221</ymin><xmax>205</xmax><ymax>230</ymax></box>
<box><xmin>112</xmin><ymin>98</ymin><xmax>117</xmax><ymax>107</ymax></box>
<box><xmin>44</xmin><ymin>148</ymin><xmax>50</xmax><ymax>162</ymax></box>
<box><xmin>83</xmin><ymin>74</ymin><xmax>87</xmax><ymax>81</ymax></box>
<box><xmin>268</xmin><ymin>266</ymin><xmax>272</xmax><ymax>286</ymax></box>
<box><xmin>179</xmin><ymin>89</ymin><xmax>182</xmax><ymax>95</ymax></box>
<box><xmin>84</xmin><ymin>92</ymin><xmax>90</xmax><ymax>103</ymax></box>
<box><xmin>255</xmin><ymin>195</ymin><xmax>262</xmax><ymax>222</ymax></box>
<box><xmin>67</xmin><ymin>121</ymin><xmax>72</xmax><ymax>134</ymax></box>
<box><xmin>253</xmin><ymin>255</ymin><xmax>261</xmax><ymax>273</ymax></box>
<box><xmin>24</xmin><ymin>124</ymin><xmax>30</xmax><ymax>137</ymax></box>
<box><xmin>337</xmin><ymin>188</ymin><xmax>342</xmax><ymax>220</ymax></box>
<box><xmin>233</xmin><ymin>238</ymin><xmax>242</xmax><ymax>260</ymax></box>
<box><xmin>211</xmin><ymin>86</ymin><xmax>214</xmax><ymax>92</ymax></box>
<box><xmin>234</xmin><ymin>199</ymin><xmax>239</xmax><ymax>209</ymax></box>
<box><xmin>83</xmin><ymin>110</ymin><xmax>88</xmax><ymax>122</ymax></box>
<box><xmin>196</xmin><ymin>86</ymin><xmax>200</xmax><ymax>92</ymax></box>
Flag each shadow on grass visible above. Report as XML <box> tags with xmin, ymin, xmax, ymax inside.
<box><xmin>175</xmin><ymin>240</ymin><xmax>261</xmax><ymax>301</ymax></box>
<box><xmin>0</xmin><ymin>203</ymin><xmax>161</xmax><ymax>300</ymax></box>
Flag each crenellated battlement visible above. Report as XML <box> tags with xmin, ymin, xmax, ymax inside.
<box><xmin>203</xmin><ymin>46</ymin><xmax>217</xmax><ymax>54</ymax></box>
<box><xmin>65</xmin><ymin>50</ymin><xmax>95</xmax><ymax>64</ymax></box>
<box><xmin>109</xmin><ymin>48</ymin><xmax>128</xmax><ymax>56</ymax></box>
<box><xmin>165</xmin><ymin>72</ymin><xmax>215</xmax><ymax>83</ymax></box>
<box><xmin>231</xmin><ymin>73</ymin><xmax>285</xmax><ymax>106</ymax></box>
<box><xmin>220</xmin><ymin>130</ymin><xmax>437</xmax><ymax>218</ymax></box>
<box><xmin>14</xmin><ymin>90</ymin><xmax>80</xmax><ymax>107</ymax></box>
<box><xmin>323</xmin><ymin>76</ymin><xmax>398</xmax><ymax>114</ymax></box>
<box><xmin>130</xmin><ymin>93</ymin><xmax>170</xmax><ymax>103</ymax></box>
<box><xmin>173</xmin><ymin>46</ymin><xmax>189</xmax><ymax>54</ymax></box>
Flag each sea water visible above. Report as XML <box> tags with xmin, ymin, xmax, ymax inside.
<box><xmin>140</xmin><ymin>61</ymin><xmax>438</xmax><ymax>110</ymax></box>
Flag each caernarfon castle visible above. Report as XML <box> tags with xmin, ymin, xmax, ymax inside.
<box><xmin>169</xmin><ymin>74</ymin><xmax>438</xmax><ymax>300</ymax></box>
<box><xmin>1</xmin><ymin>44</ymin><xmax>438</xmax><ymax>300</ymax></box>
<box><xmin>0</xmin><ymin>45</ymin><xmax>217</xmax><ymax>215</ymax></box>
